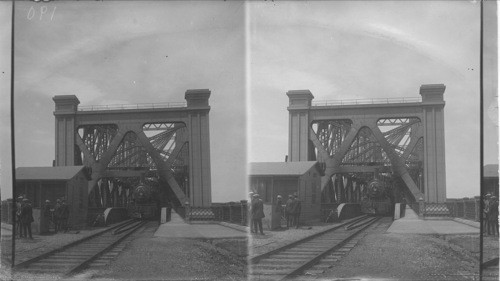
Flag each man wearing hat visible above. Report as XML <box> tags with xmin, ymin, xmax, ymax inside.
<box><xmin>484</xmin><ymin>193</ymin><xmax>492</xmax><ymax>234</ymax></box>
<box><xmin>20</xmin><ymin>198</ymin><xmax>34</xmax><ymax>239</ymax></box>
<box><xmin>275</xmin><ymin>195</ymin><xmax>284</xmax><ymax>229</ymax></box>
<box><xmin>292</xmin><ymin>195</ymin><xmax>302</xmax><ymax>229</ymax></box>
<box><xmin>54</xmin><ymin>199</ymin><xmax>62</xmax><ymax>233</ymax></box>
<box><xmin>251</xmin><ymin>194</ymin><xmax>265</xmax><ymax>235</ymax></box>
<box><xmin>15</xmin><ymin>196</ymin><xmax>24</xmax><ymax>238</ymax></box>
<box><xmin>285</xmin><ymin>195</ymin><xmax>294</xmax><ymax>228</ymax></box>
<box><xmin>42</xmin><ymin>200</ymin><xmax>52</xmax><ymax>233</ymax></box>
<box><xmin>487</xmin><ymin>195</ymin><xmax>499</xmax><ymax>236</ymax></box>
<box><xmin>248</xmin><ymin>192</ymin><xmax>255</xmax><ymax>233</ymax></box>
<box><xmin>60</xmin><ymin>199</ymin><xmax>70</xmax><ymax>233</ymax></box>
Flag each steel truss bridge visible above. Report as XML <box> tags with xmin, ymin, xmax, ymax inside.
<box><xmin>287</xmin><ymin>84</ymin><xmax>446</xmax><ymax>204</ymax></box>
<box><xmin>53</xmin><ymin>89</ymin><xmax>212</xmax><ymax>209</ymax></box>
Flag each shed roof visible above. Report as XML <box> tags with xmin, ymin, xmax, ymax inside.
<box><xmin>249</xmin><ymin>161</ymin><xmax>324</xmax><ymax>176</ymax></box>
<box><xmin>484</xmin><ymin>164</ymin><xmax>499</xmax><ymax>178</ymax></box>
<box><xmin>16</xmin><ymin>166</ymin><xmax>87</xmax><ymax>180</ymax></box>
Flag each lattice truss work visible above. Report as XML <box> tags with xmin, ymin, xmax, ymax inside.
<box><xmin>377</xmin><ymin>118</ymin><xmax>423</xmax><ymax>162</ymax></box>
<box><xmin>107</xmin><ymin>132</ymin><xmax>154</xmax><ymax>169</ymax></box>
<box><xmin>377</xmin><ymin>118</ymin><xmax>424</xmax><ymax>192</ymax></box>
<box><xmin>76</xmin><ymin>124</ymin><xmax>118</xmax><ymax>164</ymax></box>
<box><xmin>77</xmin><ymin>123</ymin><xmax>189</xmax><ymax>196</ymax></box>
<box><xmin>141</xmin><ymin>123</ymin><xmax>189</xmax><ymax>194</ymax></box>
<box><xmin>311</xmin><ymin>118</ymin><xmax>424</xmax><ymax>202</ymax></box>
<box><xmin>91</xmin><ymin>177</ymin><xmax>139</xmax><ymax>209</ymax></box>
<box><xmin>79</xmin><ymin>122</ymin><xmax>189</xmax><ymax>206</ymax></box>
<box><xmin>341</xmin><ymin>127</ymin><xmax>390</xmax><ymax>166</ymax></box>
<box><xmin>311</xmin><ymin>120</ymin><xmax>352</xmax><ymax>158</ymax></box>
<box><xmin>311</xmin><ymin>118</ymin><xmax>423</xmax><ymax>168</ymax></box>
<box><xmin>141</xmin><ymin>123</ymin><xmax>189</xmax><ymax>175</ymax></box>
<box><xmin>322</xmin><ymin>174</ymin><xmax>365</xmax><ymax>204</ymax></box>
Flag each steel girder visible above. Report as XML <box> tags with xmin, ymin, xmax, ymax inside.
<box><xmin>76</xmin><ymin>123</ymin><xmax>189</xmax><ymax>207</ymax></box>
<box><xmin>310</xmin><ymin>117</ymin><xmax>425</xmax><ymax>202</ymax></box>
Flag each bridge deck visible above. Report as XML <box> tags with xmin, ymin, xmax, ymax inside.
<box><xmin>154</xmin><ymin>211</ymin><xmax>247</xmax><ymax>238</ymax></box>
<box><xmin>387</xmin><ymin>206</ymin><xmax>479</xmax><ymax>234</ymax></box>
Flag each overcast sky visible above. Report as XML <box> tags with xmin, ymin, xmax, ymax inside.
<box><xmin>0</xmin><ymin>1</ymin><xmax>496</xmax><ymax>201</ymax></box>
<box><xmin>2</xmin><ymin>1</ymin><xmax>246</xmax><ymax>202</ymax></box>
<box><xmin>248</xmin><ymin>1</ymin><xmax>483</xmax><ymax>198</ymax></box>
<box><xmin>0</xmin><ymin>1</ymin><xmax>11</xmax><ymax>201</ymax></box>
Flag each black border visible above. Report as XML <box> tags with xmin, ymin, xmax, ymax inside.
<box><xmin>10</xmin><ymin>0</ymin><xmax>16</xmax><ymax>269</ymax></box>
<box><xmin>479</xmin><ymin>1</ymin><xmax>483</xmax><ymax>280</ymax></box>
<box><xmin>6</xmin><ymin>0</ymin><xmax>492</xmax><ymax>279</ymax></box>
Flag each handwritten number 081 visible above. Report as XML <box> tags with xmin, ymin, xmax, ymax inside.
<box><xmin>27</xmin><ymin>6</ymin><xmax>56</xmax><ymax>21</ymax></box>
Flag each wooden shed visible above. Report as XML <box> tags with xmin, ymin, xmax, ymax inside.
<box><xmin>249</xmin><ymin>161</ymin><xmax>324</xmax><ymax>229</ymax></box>
<box><xmin>15</xmin><ymin>166</ymin><xmax>90</xmax><ymax>233</ymax></box>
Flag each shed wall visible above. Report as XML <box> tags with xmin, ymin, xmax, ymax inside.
<box><xmin>297</xmin><ymin>168</ymin><xmax>321</xmax><ymax>224</ymax></box>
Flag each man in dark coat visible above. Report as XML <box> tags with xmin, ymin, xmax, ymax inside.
<box><xmin>251</xmin><ymin>194</ymin><xmax>265</xmax><ymax>235</ymax></box>
<box><xmin>248</xmin><ymin>192</ymin><xmax>255</xmax><ymax>233</ymax></box>
<box><xmin>484</xmin><ymin>193</ymin><xmax>492</xmax><ymax>234</ymax></box>
<box><xmin>285</xmin><ymin>195</ymin><xmax>294</xmax><ymax>228</ymax></box>
<box><xmin>16</xmin><ymin>196</ymin><xmax>24</xmax><ymax>238</ymax></box>
<box><xmin>54</xmin><ymin>199</ymin><xmax>62</xmax><ymax>233</ymax></box>
<box><xmin>292</xmin><ymin>195</ymin><xmax>302</xmax><ymax>229</ymax></box>
<box><xmin>20</xmin><ymin>198</ymin><xmax>34</xmax><ymax>239</ymax></box>
<box><xmin>41</xmin><ymin>200</ymin><xmax>52</xmax><ymax>233</ymax></box>
<box><xmin>275</xmin><ymin>195</ymin><xmax>284</xmax><ymax>229</ymax></box>
<box><xmin>488</xmin><ymin>196</ymin><xmax>499</xmax><ymax>236</ymax></box>
<box><xmin>60</xmin><ymin>199</ymin><xmax>70</xmax><ymax>233</ymax></box>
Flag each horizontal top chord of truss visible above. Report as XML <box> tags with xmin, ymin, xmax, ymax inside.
<box><xmin>312</xmin><ymin>97</ymin><xmax>422</xmax><ymax>107</ymax></box>
<box><xmin>78</xmin><ymin>102</ymin><xmax>188</xmax><ymax>111</ymax></box>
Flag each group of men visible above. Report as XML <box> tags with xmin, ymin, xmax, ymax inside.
<box><xmin>249</xmin><ymin>192</ymin><xmax>265</xmax><ymax>235</ymax></box>
<box><xmin>276</xmin><ymin>194</ymin><xmax>301</xmax><ymax>229</ymax></box>
<box><xmin>15</xmin><ymin>196</ymin><xmax>71</xmax><ymax>238</ymax></box>
<box><xmin>15</xmin><ymin>196</ymin><xmax>34</xmax><ymax>239</ymax></box>
<box><xmin>484</xmin><ymin>193</ymin><xmax>499</xmax><ymax>236</ymax></box>
<box><xmin>43</xmin><ymin>198</ymin><xmax>70</xmax><ymax>233</ymax></box>
<box><xmin>247</xmin><ymin>192</ymin><xmax>303</xmax><ymax>235</ymax></box>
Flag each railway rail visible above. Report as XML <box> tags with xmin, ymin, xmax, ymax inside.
<box><xmin>250</xmin><ymin>215</ymin><xmax>382</xmax><ymax>281</ymax></box>
<box><xmin>13</xmin><ymin>219</ymin><xmax>146</xmax><ymax>278</ymax></box>
<box><xmin>481</xmin><ymin>257</ymin><xmax>499</xmax><ymax>281</ymax></box>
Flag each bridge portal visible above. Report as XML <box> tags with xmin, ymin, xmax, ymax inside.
<box><xmin>53</xmin><ymin>89</ymin><xmax>212</xmax><ymax>208</ymax></box>
<box><xmin>287</xmin><ymin>84</ymin><xmax>446</xmax><ymax>204</ymax></box>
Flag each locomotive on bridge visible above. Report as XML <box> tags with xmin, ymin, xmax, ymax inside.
<box><xmin>128</xmin><ymin>178</ymin><xmax>161</xmax><ymax>220</ymax></box>
<box><xmin>360</xmin><ymin>179</ymin><xmax>394</xmax><ymax>216</ymax></box>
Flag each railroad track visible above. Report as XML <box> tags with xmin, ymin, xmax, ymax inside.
<box><xmin>481</xmin><ymin>257</ymin><xmax>499</xmax><ymax>281</ymax></box>
<box><xmin>13</xmin><ymin>219</ymin><xmax>147</xmax><ymax>278</ymax></box>
<box><xmin>250</xmin><ymin>215</ymin><xmax>382</xmax><ymax>281</ymax></box>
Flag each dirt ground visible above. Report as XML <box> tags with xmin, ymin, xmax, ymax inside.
<box><xmin>482</xmin><ymin>234</ymin><xmax>499</xmax><ymax>262</ymax></box>
<box><xmin>320</xmin><ymin>218</ymin><xmax>480</xmax><ymax>280</ymax></box>
<box><xmin>86</xmin><ymin>223</ymin><xmax>247</xmax><ymax>281</ymax></box>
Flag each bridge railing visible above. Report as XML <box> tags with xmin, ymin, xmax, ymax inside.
<box><xmin>184</xmin><ymin>201</ymin><xmax>248</xmax><ymax>226</ymax></box>
<box><xmin>78</xmin><ymin>102</ymin><xmax>187</xmax><ymax>111</ymax></box>
<box><xmin>408</xmin><ymin>198</ymin><xmax>480</xmax><ymax>222</ymax></box>
<box><xmin>445</xmin><ymin>197</ymin><xmax>480</xmax><ymax>222</ymax></box>
<box><xmin>312</xmin><ymin>97</ymin><xmax>421</xmax><ymax>107</ymax></box>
